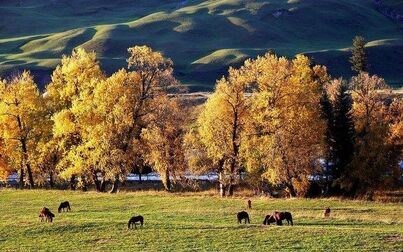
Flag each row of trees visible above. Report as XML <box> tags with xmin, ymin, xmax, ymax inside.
<box><xmin>0</xmin><ymin>42</ymin><xmax>401</xmax><ymax>197</ymax></box>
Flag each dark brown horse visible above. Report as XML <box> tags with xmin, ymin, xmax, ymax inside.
<box><xmin>58</xmin><ymin>201</ymin><xmax>71</xmax><ymax>213</ymax></box>
<box><xmin>237</xmin><ymin>211</ymin><xmax>250</xmax><ymax>224</ymax></box>
<box><xmin>128</xmin><ymin>215</ymin><xmax>144</xmax><ymax>229</ymax></box>
<box><xmin>39</xmin><ymin>207</ymin><xmax>55</xmax><ymax>222</ymax></box>
<box><xmin>263</xmin><ymin>211</ymin><xmax>293</xmax><ymax>226</ymax></box>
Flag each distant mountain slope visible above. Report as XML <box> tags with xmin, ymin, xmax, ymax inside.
<box><xmin>0</xmin><ymin>0</ymin><xmax>402</xmax><ymax>90</ymax></box>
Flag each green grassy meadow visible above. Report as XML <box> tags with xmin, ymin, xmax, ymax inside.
<box><xmin>0</xmin><ymin>0</ymin><xmax>402</xmax><ymax>90</ymax></box>
<box><xmin>0</xmin><ymin>190</ymin><xmax>402</xmax><ymax>251</ymax></box>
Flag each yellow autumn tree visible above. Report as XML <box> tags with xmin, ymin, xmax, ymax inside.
<box><xmin>196</xmin><ymin>67</ymin><xmax>250</xmax><ymax>196</ymax></box>
<box><xmin>81</xmin><ymin>69</ymin><xmax>143</xmax><ymax>192</ymax></box>
<box><xmin>0</xmin><ymin>137</ymin><xmax>11</xmax><ymax>181</ymax></box>
<box><xmin>45</xmin><ymin>48</ymin><xmax>105</xmax><ymax>189</ymax></box>
<box><xmin>57</xmin><ymin>45</ymin><xmax>179</xmax><ymax>193</ymax></box>
<box><xmin>0</xmin><ymin>71</ymin><xmax>47</xmax><ymax>188</ymax></box>
<box><xmin>343</xmin><ymin>72</ymin><xmax>400</xmax><ymax>194</ymax></box>
<box><xmin>142</xmin><ymin>97</ymin><xmax>187</xmax><ymax>191</ymax></box>
<box><xmin>46</xmin><ymin>48</ymin><xmax>104</xmax><ymax>111</ymax></box>
<box><xmin>242</xmin><ymin>53</ymin><xmax>328</xmax><ymax>197</ymax></box>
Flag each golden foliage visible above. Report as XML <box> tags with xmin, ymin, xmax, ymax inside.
<box><xmin>0</xmin><ymin>71</ymin><xmax>47</xmax><ymax>187</ymax></box>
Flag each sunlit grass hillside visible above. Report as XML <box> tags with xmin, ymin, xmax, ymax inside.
<box><xmin>0</xmin><ymin>0</ymin><xmax>402</xmax><ymax>90</ymax></box>
<box><xmin>0</xmin><ymin>190</ymin><xmax>402</xmax><ymax>250</ymax></box>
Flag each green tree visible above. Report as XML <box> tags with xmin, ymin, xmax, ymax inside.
<box><xmin>350</xmin><ymin>36</ymin><xmax>368</xmax><ymax>73</ymax></box>
<box><xmin>324</xmin><ymin>78</ymin><xmax>355</xmax><ymax>193</ymax></box>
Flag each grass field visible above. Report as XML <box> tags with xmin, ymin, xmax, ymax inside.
<box><xmin>0</xmin><ymin>190</ymin><xmax>402</xmax><ymax>251</ymax></box>
<box><xmin>0</xmin><ymin>0</ymin><xmax>402</xmax><ymax>90</ymax></box>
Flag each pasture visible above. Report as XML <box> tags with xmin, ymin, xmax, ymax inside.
<box><xmin>0</xmin><ymin>190</ymin><xmax>402</xmax><ymax>251</ymax></box>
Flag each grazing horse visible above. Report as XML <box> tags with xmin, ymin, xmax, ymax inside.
<box><xmin>237</xmin><ymin>211</ymin><xmax>250</xmax><ymax>224</ymax></box>
<box><xmin>128</xmin><ymin>215</ymin><xmax>144</xmax><ymax>229</ymax></box>
<box><xmin>247</xmin><ymin>199</ymin><xmax>252</xmax><ymax>209</ymax></box>
<box><xmin>39</xmin><ymin>207</ymin><xmax>55</xmax><ymax>223</ymax></box>
<box><xmin>263</xmin><ymin>211</ymin><xmax>293</xmax><ymax>226</ymax></box>
<box><xmin>58</xmin><ymin>201</ymin><xmax>71</xmax><ymax>213</ymax></box>
<box><xmin>324</xmin><ymin>207</ymin><xmax>331</xmax><ymax>218</ymax></box>
<box><xmin>263</xmin><ymin>214</ymin><xmax>275</xmax><ymax>225</ymax></box>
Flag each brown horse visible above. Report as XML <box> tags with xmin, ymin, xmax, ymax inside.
<box><xmin>324</xmin><ymin>207</ymin><xmax>331</xmax><ymax>218</ymax></box>
<box><xmin>247</xmin><ymin>199</ymin><xmax>252</xmax><ymax>209</ymax></box>
<box><xmin>39</xmin><ymin>207</ymin><xmax>55</xmax><ymax>223</ymax></box>
<box><xmin>263</xmin><ymin>211</ymin><xmax>293</xmax><ymax>226</ymax></box>
<box><xmin>237</xmin><ymin>211</ymin><xmax>250</xmax><ymax>224</ymax></box>
<box><xmin>128</xmin><ymin>215</ymin><xmax>144</xmax><ymax>229</ymax></box>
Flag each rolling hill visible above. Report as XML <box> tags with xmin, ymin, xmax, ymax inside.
<box><xmin>0</xmin><ymin>0</ymin><xmax>402</xmax><ymax>91</ymax></box>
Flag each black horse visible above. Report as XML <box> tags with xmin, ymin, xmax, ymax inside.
<box><xmin>58</xmin><ymin>201</ymin><xmax>71</xmax><ymax>213</ymax></box>
<box><xmin>237</xmin><ymin>211</ymin><xmax>250</xmax><ymax>224</ymax></box>
<box><xmin>128</xmin><ymin>215</ymin><xmax>144</xmax><ymax>229</ymax></box>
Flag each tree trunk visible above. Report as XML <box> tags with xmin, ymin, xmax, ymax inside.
<box><xmin>217</xmin><ymin>159</ymin><xmax>226</xmax><ymax>197</ymax></box>
<box><xmin>94</xmin><ymin>179</ymin><xmax>101</xmax><ymax>192</ymax></box>
<box><xmin>81</xmin><ymin>176</ymin><xmax>88</xmax><ymax>191</ymax></box>
<box><xmin>49</xmin><ymin>170</ymin><xmax>54</xmax><ymax>189</ymax></box>
<box><xmin>228</xmin><ymin>158</ymin><xmax>236</xmax><ymax>196</ymax></box>
<box><xmin>138</xmin><ymin>173</ymin><xmax>142</xmax><ymax>184</ymax></box>
<box><xmin>228</xmin><ymin>183</ymin><xmax>234</xmax><ymax>196</ymax></box>
<box><xmin>100</xmin><ymin>178</ymin><xmax>107</xmax><ymax>192</ymax></box>
<box><xmin>228</xmin><ymin>107</ymin><xmax>239</xmax><ymax>197</ymax></box>
<box><xmin>17</xmin><ymin>116</ymin><xmax>34</xmax><ymax>188</ymax></box>
<box><xmin>109</xmin><ymin>174</ymin><xmax>119</xmax><ymax>193</ymax></box>
<box><xmin>70</xmin><ymin>175</ymin><xmax>76</xmax><ymax>190</ymax></box>
<box><xmin>218</xmin><ymin>171</ymin><xmax>226</xmax><ymax>197</ymax></box>
<box><xmin>93</xmin><ymin>171</ymin><xmax>101</xmax><ymax>192</ymax></box>
<box><xmin>19</xmin><ymin>166</ymin><xmax>24</xmax><ymax>189</ymax></box>
<box><xmin>164</xmin><ymin>169</ymin><xmax>171</xmax><ymax>192</ymax></box>
<box><xmin>287</xmin><ymin>183</ymin><xmax>297</xmax><ymax>197</ymax></box>
<box><xmin>25</xmin><ymin>162</ymin><xmax>34</xmax><ymax>189</ymax></box>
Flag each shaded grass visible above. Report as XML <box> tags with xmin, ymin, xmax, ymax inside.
<box><xmin>0</xmin><ymin>189</ymin><xmax>402</xmax><ymax>251</ymax></box>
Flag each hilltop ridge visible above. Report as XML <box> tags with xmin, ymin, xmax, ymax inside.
<box><xmin>0</xmin><ymin>0</ymin><xmax>402</xmax><ymax>90</ymax></box>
